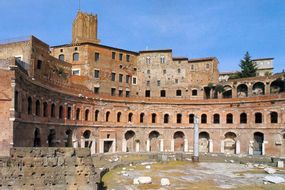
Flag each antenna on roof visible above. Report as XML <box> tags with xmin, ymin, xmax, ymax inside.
<box><xmin>78</xmin><ymin>0</ymin><xmax>81</xmax><ymax>11</ymax></box>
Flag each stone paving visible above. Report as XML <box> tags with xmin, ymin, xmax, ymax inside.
<box><xmin>102</xmin><ymin>161</ymin><xmax>285</xmax><ymax>190</ymax></box>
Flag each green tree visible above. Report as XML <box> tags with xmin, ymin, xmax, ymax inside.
<box><xmin>238</xmin><ymin>51</ymin><xmax>257</xmax><ymax>78</ymax></box>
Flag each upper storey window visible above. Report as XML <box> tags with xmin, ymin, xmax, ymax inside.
<box><xmin>73</xmin><ymin>53</ymin><xmax>79</xmax><ymax>61</ymax></box>
<box><xmin>126</xmin><ymin>54</ymin><xmax>130</xmax><ymax>62</ymax></box>
<box><xmin>112</xmin><ymin>52</ymin><xmax>116</xmax><ymax>59</ymax></box>
<box><xmin>206</xmin><ymin>63</ymin><xmax>210</xmax><ymax>69</ymax></box>
<box><xmin>111</xmin><ymin>72</ymin><xmax>116</xmax><ymax>81</ymax></box>
<box><xmin>146</xmin><ymin>57</ymin><xmax>151</xmax><ymax>64</ymax></box>
<box><xmin>72</xmin><ymin>69</ymin><xmax>80</xmax><ymax>76</ymax></box>
<box><xmin>160</xmin><ymin>56</ymin><xmax>165</xmax><ymax>64</ymax></box>
<box><xmin>119</xmin><ymin>53</ymin><xmax>123</xmax><ymax>61</ymax></box>
<box><xmin>191</xmin><ymin>65</ymin><xmax>194</xmax><ymax>70</ymax></box>
<box><xmin>95</xmin><ymin>52</ymin><xmax>100</xmax><ymax>61</ymax></box>
<box><xmin>59</xmin><ymin>54</ymin><xmax>64</xmax><ymax>61</ymax></box>
<box><xmin>37</xmin><ymin>60</ymin><xmax>42</xmax><ymax>70</ymax></box>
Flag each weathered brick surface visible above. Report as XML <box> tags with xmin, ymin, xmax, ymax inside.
<box><xmin>0</xmin><ymin>148</ymin><xmax>99</xmax><ymax>189</ymax></box>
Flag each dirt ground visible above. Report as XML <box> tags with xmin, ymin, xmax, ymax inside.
<box><xmin>102</xmin><ymin>161</ymin><xmax>285</xmax><ymax>190</ymax></box>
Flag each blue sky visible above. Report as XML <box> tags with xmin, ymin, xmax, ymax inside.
<box><xmin>0</xmin><ymin>0</ymin><xmax>284</xmax><ymax>72</ymax></box>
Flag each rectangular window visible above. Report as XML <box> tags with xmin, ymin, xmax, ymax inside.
<box><xmin>112</xmin><ymin>52</ymin><xmax>116</xmax><ymax>59</ymax></box>
<box><xmin>147</xmin><ymin>70</ymin><xmax>150</xmax><ymax>74</ymax></box>
<box><xmin>146</xmin><ymin>57</ymin><xmax>151</xmax><ymax>64</ymax></box>
<box><xmin>157</xmin><ymin>80</ymin><xmax>160</xmax><ymax>86</ymax></box>
<box><xmin>147</xmin><ymin>81</ymin><xmax>150</xmax><ymax>86</ymax></box>
<box><xmin>160</xmin><ymin>56</ymin><xmax>165</xmax><ymax>64</ymax></box>
<box><xmin>94</xmin><ymin>70</ymin><xmax>100</xmax><ymax>78</ymax></box>
<box><xmin>126</xmin><ymin>54</ymin><xmax>130</xmax><ymax>62</ymax></box>
<box><xmin>119</xmin><ymin>74</ymin><xmax>123</xmax><ymax>82</ymax></box>
<box><xmin>72</xmin><ymin>69</ymin><xmax>80</xmax><ymax>76</ymax></box>
<box><xmin>126</xmin><ymin>91</ymin><xmax>130</xmax><ymax>97</ymax></box>
<box><xmin>132</xmin><ymin>77</ymin><xmax>137</xmax><ymax>85</ymax></box>
<box><xmin>67</xmin><ymin>107</ymin><xmax>72</xmax><ymax>119</ymax></box>
<box><xmin>160</xmin><ymin>90</ymin><xmax>166</xmax><ymax>97</ymax></box>
<box><xmin>126</xmin><ymin>75</ymin><xmax>130</xmax><ymax>83</ymax></box>
<box><xmin>175</xmin><ymin>79</ymin><xmax>178</xmax><ymax>84</ymax></box>
<box><xmin>163</xmin><ymin>70</ymin><xmax>166</xmax><ymax>74</ymax></box>
<box><xmin>145</xmin><ymin>90</ymin><xmax>150</xmax><ymax>97</ymax></box>
<box><xmin>95</xmin><ymin>52</ymin><xmax>100</xmax><ymax>61</ymax></box>
<box><xmin>119</xmin><ymin>53</ymin><xmax>123</xmax><ymax>61</ymax></box>
<box><xmin>176</xmin><ymin>90</ymin><xmax>182</xmax><ymax>96</ymax></box>
<box><xmin>94</xmin><ymin>87</ymin><xmax>100</xmax><ymax>94</ymax></box>
<box><xmin>111</xmin><ymin>73</ymin><xmax>116</xmax><ymax>81</ymax></box>
<box><xmin>37</xmin><ymin>60</ymin><xmax>42</xmax><ymax>70</ymax></box>
<box><xmin>111</xmin><ymin>88</ymin><xmax>116</xmax><ymax>96</ymax></box>
<box><xmin>119</xmin><ymin>90</ymin><xmax>123</xmax><ymax>97</ymax></box>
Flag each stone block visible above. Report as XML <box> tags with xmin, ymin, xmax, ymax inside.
<box><xmin>75</xmin><ymin>148</ymin><xmax>91</xmax><ymax>158</ymax></box>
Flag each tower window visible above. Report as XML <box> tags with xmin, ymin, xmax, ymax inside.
<box><xmin>126</xmin><ymin>54</ymin><xmax>130</xmax><ymax>62</ymax></box>
<box><xmin>95</xmin><ymin>52</ymin><xmax>100</xmax><ymax>61</ymax></box>
<box><xmin>119</xmin><ymin>53</ymin><xmax>123</xmax><ymax>61</ymax></box>
<box><xmin>37</xmin><ymin>60</ymin><xmax>42</xmax><ymax>70</ymax></box>
<box><xmin>160</xmin><ymin>56</ymin><xmax>165</xmax><ymax>64</ymax></box>
<box><xmin>160</xmin><ymin>90</ymin><xmax>166</xmax><ymax>97</ymax></box>
<box><xmin>192</xmin><ymin>89</ymin><xmax>198</xmax><ymax>96</ymax></box>
<box><xmin>111</xmin><ymin>73</ymin><xmax>116</xmax><ymax>81</ymax></box>
<box><xmin>111</xmin><ymin>88</ymin><xmax>116</xmax><ymax>96</ymax></box>
<box><xmin>94</xmin><ymin>70</ymin><xmax>100</xmax><ymax>78</ymax></box>
<box><xmin>145</xmin><ymin>90</ymin><xmax>150</xmax><ymax>97</ymax></box>
<box><xmin>176</xmin><ymin>90</ymin><xmax>182</xmax><ymax>96</ymax></box>
<box><xmin>59</xmin><ymin>54</ymin><xmax>64</xmax><ymax>61</ymax></box>
<box><xmin>112</xmin><ymin>52</ymin><xmax>116</xmax><ymax>59</ymax></box>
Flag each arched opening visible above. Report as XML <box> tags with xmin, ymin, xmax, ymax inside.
<box><xmin>199</xmin><ymin>132</ymin><xmax>210</xmax><ymax>153</ymax></box>
<box><xmin>224</xmin><ymin>132</ymin><xmax>237</xmax><ymax>154</ymax></box>
<box><xmin>177</xmin><ymin>113</ymin><xmax>182</xmax><ymax>124</ymax></box>
<box><xmin>59</xmin><ymin>54</ymin><xmax>64</xmax><ymax>61</ymax></box>
<box><xmin>65</xmin><ymin>129</ymin><xmax>73</xmax><ymax>147</ymax></box>
<box><xmin>240</xmin><ymin>113</ymin><xmax>247</xmax><ymax>124</ymax></box>
<box><xmin>85</xmin><ymin>109</ymin><xmax>89</xmax><ymax>121</ymax></box>
<box><xmin>48</xmin><ymin>129</ymin><xmax>56</xmax><ymax>147</ymax></box>
<box><xmin>83</xmin><ymin>130</ymin><xmax>91</xmax><ymax>148</ymax></box>
<box><xmin>106</xmin><ymin>111</ymin><xmax>110</xmax><ymax>122</ymax></box>
<box><xmin>226</xmin><ymin>113</ymin><xmax>233</xmax><ymax>124</ymax></box>
<box><xmin>201</xmin><ymin>114</ymin><xmax>207</xmax><ymax>124</ymax></box>
<box><xmin>117</xmin><ymin>112</ymin><xmax>121</xmax><ymax>122</ymax></box>
<box><xmin>213</xmin><ymin>114</ymin><xmax>220</xmax><ymax>124</ymax></box>
<box><xmin>149</xmin><ymin>131</ymin><xmax>160</xmax><ymax>152</ymax></box>
<box><xmin>128</xmin><ymin>113</ymin><xmax>133</xmax><ymax>122</ymax></box>
<box><xmin>43</xmin><ymin>102</ymin><xmax>48</xmax><ymax>117</ymax></box>
<box><xmin>59</xmin><ymin>105</ymin><xmax>64</xmax><ymax>119</ymax></box>
<box><xmin>33</xmin><ymin>128</ymin><xmax>41</xmax><ymax>147</ymax></box>
<box><xmin>189</xmin><ymin>114</ymin><xmax>194</xmax><ymax>123</ymax></box>
<box><xmin>173</xmin><ymin>131</ymin><xmax>185</xmax><ymax>152</ymax></box>
<box><xmin>204</xmin><ymin>86</ymin><xmax>211</xmax><ymax>99</ymax></box>
<box><xmin>140</xmin><ymin>113</ymin><xmax>144</xmax><ymax>123</ymax></box>
<box><xmin>28</xmin><ymin>97</ymin><xmax>32</xmax><ymax>115</ymax></box>
<box><xmin>270</xmin><ymin>79</ymin><xmax>285</xmax><ymax>94</ymax></box>
<box><xmin>164</xmin><ymin>114</ymin><xmax>169</xmax><ymax>123</ymax></box>
<box><xmin>270</xmin><ymin>111</ymin><xmax>278</xmax><ymax>123</ymax></box>
<box><xmin>35</xmin><ymin>100</ymin><xmax>40</xmax><ymax>116</ymax></box>
<box><xmin>222</xmin><ymin>85</ymin><xmax>232</xmax><ymax>98</ymax></box>
<box><xmin>151</xmin><ymin>113</ymin><xmax>156</xmax><ymax>123</ymax></box>
<box><xmin>125</xmin><ymin>130</ymin><xmax>135</xmax><ymax>152</ymax></box>
<box><xmin>76</xmin><ymin>108</ymin><xmax>80</xmax><ymax>120</ymax></box>
<box><xmin>67</xmin><ymin>107</ymin><xmax>72</xmax><ymax>120</ymax></box>
<box><xmin>252</xmin><ymin>82</ymin><xmax>265</xmax><ymax>95</ymax></box>
<box><xmin>73</xmin><ymin>53</ymin><xmax>79</xmax><ymax>61</ymax></box>
<box><xmin>253</xmin><ymin>132</ymin><xmax>264</xmax><ymax>155</ymax></box>
<box><xmin>237</xmin><ymin>84</ymin><xmax>248</xmax><ymax>97</ymax></box>
<box><xmin>255</xmin><ymin>112</ymin><xmax>262</xmax><ymax>123</ymax></box>
<box><xmin>95</xmin><ymin>110</ymin><xmax>99</xmax><ymax>121</ymax></box>
<box><xmin>51</xmin><ymin>103</ymin><xmax>55</xmax><ymax>118</ymax></box>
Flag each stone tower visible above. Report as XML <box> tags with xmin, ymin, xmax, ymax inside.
<box><xmin>72</xmin><ymin>11</ymin><xmax>100</xmax><ymax>44</ymax></box>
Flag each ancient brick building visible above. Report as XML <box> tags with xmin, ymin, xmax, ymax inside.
<box><xmin>0</xmin><ymin>11</ymin><xmax>285</xmax><ymax>157</ymax></box>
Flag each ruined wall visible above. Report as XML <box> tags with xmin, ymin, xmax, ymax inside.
<box><xmin>0</xmin><ymin>148</ymin><xmax>98</xmax><ymax>189</ymax></box>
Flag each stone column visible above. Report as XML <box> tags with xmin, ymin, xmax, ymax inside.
<box><xmin>146</xmin><ymin>139</ymin><xmax>150</xmax><ymax>152</ymax></box>
<box><xmin>135</xmin><ymin>141</ymin><xmax>140</xmax><ymax>152</ymax></box>
<box><xmin>193</xmin><ymin>116</ymin><xmax>199</xmax><ymax>161</ymax></box>
<box><xmin>122</xmin><ymin>139</ymin><xmax>127</xmax><ymax>152</ymax></box>
<box><xmin>248</xmin><ymin>141</ymin><xmax>254</xmax><ymax>155</ymax></box>
<box><xmin>184</xmin><ymin>139</ymin><xmax>188</xmax><ymax>152</ymax></box>
<box><xmin>209</xmin><ymin>139</ymin><xmax>213</xmax><ymax>153</ymax></box>
<box><xmin>160</xmin><ymin>139</ymin><xmax>164</xmax><ymax>152</ymax></box>
<box><xmin>171</xmin><ymin>139</ymin><xmax>174</xmax><ymax>152</ymax></box>
<box><xmin>91</xmin><ymin>139</ymin><xmax>96</xmax><ymax>155</ymax></box>
<box><xmin>236</xmin><ymin>140</ymin><xmax>240</xmax><ymax>154</ymax></box>
<box><xmin>80</xmin><ymin>139</ymin><xmax>85</xmax><ymax>148</ymax></box>
<box><xmin>220</xmin><ymin>140</ymin><xmax>224</xmax><ymax>153</ymax></box>
<box><xmin>99</xmin><ymin>139</ymin><xmax>104</xmax><ymax>153</ymax></box>
<box><xmin>112</xmin><ymin>139</ymin><xmax>116</xmax><ymax>153</ymax></box>
<box><xmin>262</xmin><ymin>141</ymin><xmax>268</xmax><ymax>155</ymax></box>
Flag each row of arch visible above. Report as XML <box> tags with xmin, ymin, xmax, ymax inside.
<box><xmin>24</xmin><ymin>96</ymin><xmax>280</xmax><ymax>125</ymax></box>
<box><xmin>204</xmin><ymin>79</ymin><xmax>285</xmax><ymax>99</ymax></box>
